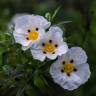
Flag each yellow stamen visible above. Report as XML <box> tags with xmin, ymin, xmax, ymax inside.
<box><xmin>63</xmin><ymin>63</ymin><xmax>74</xmax><ymax>74</ymax></box>
<box><xmin>43</xmin><ymin>43</ymin><xmax>56</xmax><ymax>53</ymax></box>
<box><xmin>27</xmin><ymin>31</ymin><xmax>39</xmax><ymax>41</ymax></box>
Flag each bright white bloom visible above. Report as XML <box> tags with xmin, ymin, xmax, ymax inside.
<box><xmin>11</xmin><ymin>14</ymin><xmax>51</xmax><ymax>50</ymax></box>
<box><xmin>31</xmin><ymin>26</ymin><xmax>68</xmax><ymax>61</ymax></box>
<box><xmin>50</xmin><ymin>47</ymin><xmax>91</xmax><ymax>91</ymax></box>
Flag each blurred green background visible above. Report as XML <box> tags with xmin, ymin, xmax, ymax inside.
<box><xmin>0</xmin><ymin>0</ymin><xmax>96</xmax><ymax>96</ymax></box>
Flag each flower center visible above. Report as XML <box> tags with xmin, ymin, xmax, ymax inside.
<box><xmin>43</xmin><ymin>43</ymin><xmax>56</xmax><ymax>53</ymax></box>
<box><xmin>27</xmin><ymin>31</ymin><xmax>39</xmax><ymax>40</ymax></box>
<box><xmin>63</xmin><ymin>64</ymin><xmax>74</xmax><ymax>74</ymax></box>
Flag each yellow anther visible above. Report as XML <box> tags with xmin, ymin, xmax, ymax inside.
<box><xmin>27</xmin><ymin>31</ymin><xmax>38</xmax><ymax>41</ymax></box>
<box><xmin>63</xmin><ymin>63</ymin><xmax>74</xmax><ymax>74</ymax></box>
<box><xmin>43</xmin><ymin>43</ymin><xmax>56</xmax><ymax>53</ymax></box>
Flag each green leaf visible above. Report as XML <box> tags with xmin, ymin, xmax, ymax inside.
<box><xmin>2</xmin><ymin>65</ymin><xmax>14</xmax><ymax>76</ymax></box>
<box><xmin>34</xmin><ymin>71</ymin><xmax>47</xmax><ymax>93</ymax></box>
<box><xmin>25</xmin><ymin>85</ymin><xmax>39</xmax><ymax>96</ymax></box>
<box><xmin>56</xmin><ymin>21</ymin><xmax>72</xmax><ymax>25</ymax></box>
<box><xmin>45</xmin><ymin>12</ymin><xmax>51</xmax><ymax>21</ymax></box>
<box><xmin>16</xmin><ymin>86</ymin><xmax>25</xmax><ymax>96</ymax></box>
<box><xmin>90</xmin><ymin>16</ymin><xmax>96</xmax><ymax>35</ymax></box>
<box><xmin>52</xmin><ymin>6</ymin><xmax>61</xmax><ymax>21</ymax></box>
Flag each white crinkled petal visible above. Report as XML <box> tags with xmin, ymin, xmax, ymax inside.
<box><xmin>31</xmin><ymin>49</ymin><xmax>46</xmax><ymax>61</ymax></box>
<box><xmin>14</xmin><ymin>34</ymin><xmax>31</xmax><ymax>47</ymax></box>
<box><xmin>61</xmin><ymin>81</ymin><xmax>80</xmax><ymax>91</ymax></box>
<box><xmin>32</xmin><ymin>15</ymin><xmax>51</xmax><ymax>29</ymax></box>
<box><xmin>52</xmin><ymin>74</ymin><xmax>82</xmax><ymax>91</ymax></box>
<box><xmin>61</xmin><ymin>64</ymin><xmax>91</xmax><ymax>91</ymax></box>
<box><xmin>75</xmin><ymin>63</ymin><xmax>91</xmax><ymax>84</ymax></box>
<box><xmin>38</xmin><ymin>29</ymin><xmax>45</xmax><ymax>39</ymax></box>
<box><xmin>39</xmin><ymin>30</ymin><xmax>52</xmax><ymax>42</ymax></box>
<box><xmin>50</xmin><ymin>68</ymin><xmax>82</xmax><ymax>91</ymax></box>
<box><xmin>50</xmin><ymin>60</ymin><xmax>63</xmax><ymax>79</ymax></box>
<box><xmin>50</xmin><ymin>60</ymin><xmax>67</xmax><ymax>84</ymax></box>
<box><xmin>39</xmin><ymin>26</ymin><xmax>64</xmax><ymax>45</ymax></box>
<box><xmin>12</xmin><ymin>14</ymin><xmax>30</xmax><ymax>25</ymax></box>
<box><xmin>49</xmin><ymin>26</ymin><xmax>63</xmax><ymax>42</ymax></box>
<box><xmin>12</xmin><ymin>15</ymin><xmax>33</xmax><ymax>29</ymax></box>
<box><xmin>12</xmin><ymin>14</ymin><xmax>50</xmax><ymax>33</ymax></box>
<box><xmin>57</xmin><ymin>42</ymin><xmax>68</xmax><ymax>56</ymax></box>
<box><xmin>46</xmin><ymin>53</ymin><xmax>57</xmax><ymax>60</ymax></box>
<box><xmin>14</xmin><ymin>28</ymin><xmax>28</xmax><ymax>36</ymax></box>
<box><xmin>58</xmin><ymin>73</ymin><xmax>82</xmax><ymax>91</ymax></box>
<box><xmin>65</xmin><ymin>73</ymin><xmax>81</xmax><ymax>82</ymax></box>
<box><xmin>66</xmin><ymin>47</ymin><xmax>87</xmax><ymax>65</ymax></box>
<box><xmin>13</xmin><ymin>22</ymin><xmax>31</xmax><ymax>48</ymax></box>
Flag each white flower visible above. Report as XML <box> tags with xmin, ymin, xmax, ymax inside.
<box><xmin>11</xmin><ymin>14</ymin><xmax>51</xmax><ymax>50</ymax></box>
<box><xmin>31</xmin><ymin>26</ymin><xmax>68</xmax><ymax>61</ymax></box>
<box><xmin>50</xmin><ymin>47</ymin><xmax>91</xmax><ymax>91</ymax></box>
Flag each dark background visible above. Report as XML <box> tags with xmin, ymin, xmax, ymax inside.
<box><xmin>0</xmin><ymin>0</ymin><xmax>96</xmax><ymax>96</ymax></box>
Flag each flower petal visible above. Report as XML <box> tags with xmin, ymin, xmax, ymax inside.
<box><xmin>46</xmin><ymin>53</ymin><xmax>57</xmax><ymax>60</ymax></box>
<box><xmin>51</xmin><ymin>70</ymin><xmax>82</xmax><ymax>91</ymax></box>
<box><xmin>13</xmin><ymin>28</ymin><xmax>28</xmax><ymax>36</ymax></box>
<box><xmin>57</xmin><ymin>42</ymin><xmax>68</xmax><ymax>56</ymax></box>
<box><xmin>12</xmin><ymin>14</ymin><xmax>50</xmax><ymax>34</ymax></box>
<box><xmin>50</xmin><ymin>60</ymin><xmax>81</xmax><ymax>83</ymax></box>
<box><xmin>49</xmin><ymin>26</ymin><xmax>63</xmax><ymax>41</ymax></box>
<box><xmin>61</xmin><ymin>80</ymin><xmax>80</xmax><ymax>91</ymax></box>
<box><xmin>33</xmin><ymin>15</ymin><xmax>51</xmax><ymax>29</ymax></box>
<box><xmin>31</xmin><ymin>49</ymin><xmax>46</xmax><ymax>61</ymax></box>
<box><xmin>12</xmin><ymin>14</ymin><xmax>33</xmax><ymax>29</ymax></box>
<box><xmin>50</xmin><ymin>60</ymin><xmax>64</xmax><ymax>80</ymax></box>
<box><xmin>14</xmin><ymin>34</ymin><xmax>31</xmax><ymax>47</ymax></box>
<box><xmin>75</xmin><ymin>63</ymin><xmax>91</xmax><ymax>84</ymax></box>
<box><xmin>38</xmin><ymin>29</ymin><xmax>45</xmax><ymax>39</ymax></box>
<box><xmin>67</xmin><ymin>47</ymin><xmax>87</xmax><ymax>65</ymax></box>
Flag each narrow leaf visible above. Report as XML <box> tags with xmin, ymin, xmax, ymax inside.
<box><xmin>52</xmin><ymin>6</ymin><xmax>61</xmax><ymax>20</ymax></box>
